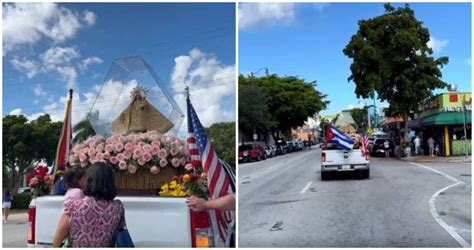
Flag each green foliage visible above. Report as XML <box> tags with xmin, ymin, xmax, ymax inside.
<box><xmin>73</xmin><ymin>118</ymin><xmax>96</xmax><ymax>144</ymax></box>
<box><xmin>349</xmin><ymin>107</ymin><xmax>369</xmax><ymax>132</ymax></box>
<box><xmin>238</xmin><ymin>84</ymin><xmax>272</xmax><ymax>134</ymax></box>
<box><xmin>3</xmin><ymin>114</ymin><xmax>63</xmax><ymax>190</ymax></box>
<box><xmin>205</xmin><ymin>122</ymin><xmax>236</xmax><ymax>165</ymax></box>
<box><xmin>343</xmin><ymin>3</ymin><xmax>448</xmax><ymax>139</ymax></box>
<box><xmin>239</xmin><ymin>74</ymin><xmax>329</xmax><ymax>137</ymax></box>
<box><xmin>12</xmin><ymin>193</ymin><xmax>32</xmax><ymax>209</ymax></box>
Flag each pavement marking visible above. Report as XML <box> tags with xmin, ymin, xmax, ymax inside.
<box><xmin>408</xmin><ymin>162</ymin><xmax>463</xmax><ymax>183</ymax></box>
<box><xmin>409</xmin><ymin>162</ymin><xmax>470</xmax><ymax>248</ymax></box>
<box><xmin>300</xmin><ymin>181</ymin><xmax>312</xmax><ymax>194</ymax></box>
<box><xmin>429</xmin><ymin>182</ymin><xmax>470</xmax><ymax>248</ymax></box>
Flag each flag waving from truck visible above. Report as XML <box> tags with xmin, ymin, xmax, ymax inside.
<box><xmin>187</xmin><ymin>94</ymin><xmax>235</xmax><ymax>247</ymax></box>
<box><xmin>325</xmin><ymin>124</ymin><xmax>354</xmax><ymax>151</ymax></box>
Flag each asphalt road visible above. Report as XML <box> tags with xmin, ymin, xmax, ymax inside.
<box><xmin>238</xmin><ymin>146</ymin><xmax>471</xmax><ymax>247</ymax></box>
<box><xmin>3</xmin><ymin>213</ymin><xmax>29</xmax><ymax>247</ymax></box>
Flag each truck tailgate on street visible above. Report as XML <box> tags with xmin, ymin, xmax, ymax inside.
<box><xmin>34</xmin><ymin>196</ymin><xmax>192</xmax><ymax>247</ymax></box>
<box><xmin>323</xmin><ymin>150</ymin><xmax>368</xmax><ymax>166</ymax></box>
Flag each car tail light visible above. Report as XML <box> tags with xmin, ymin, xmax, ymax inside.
<box><xmin>28</xmin><ymin>202</ymin><xmax>36</xmax><ymax>245</ymax></box>
<box><xmin>321</xmin><ymin>152</ymin><xmax>326</xmax><ymax>162</ymax></box>
<box><xmin>190</xmin><ymin>210</ymin><xmax>213</xmax><ymax>248</ymax></box>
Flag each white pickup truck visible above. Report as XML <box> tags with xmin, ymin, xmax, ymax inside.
<box><xmin>320</xmin><ymin>143</ymin><xmax>370</xmax><ymax>180</ymax></box>
<box><xmin>27</xmin><ymin>196</ymin><xmax>214</xmax><ymax>247</ymax></box>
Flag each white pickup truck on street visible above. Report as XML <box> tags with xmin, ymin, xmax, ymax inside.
<box><xmin>27</xmin><ymin>196</ymin><xmax>213</xmax><ymax>247</ymax></box>
<box><xmin>320</xmin><ymin>143</ymin><xmax>370</xmax><ymax>180</ymax></box>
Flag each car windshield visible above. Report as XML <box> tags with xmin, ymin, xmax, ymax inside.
<box><xmin>239</xmin><ymin>145</ymin><xmax>252</xmax><ymax>151</ymax></box>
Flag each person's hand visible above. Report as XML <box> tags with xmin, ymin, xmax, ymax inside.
<box><xmin>185</xmin><ymin>196</ymin><xmax>208</xmax><ymax>211</ymax></box>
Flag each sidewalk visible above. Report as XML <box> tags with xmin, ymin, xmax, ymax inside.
<box><xmin>399</xmin><ymin>155</ymin><xmax>471</xmax><ymax>163</ymax></box>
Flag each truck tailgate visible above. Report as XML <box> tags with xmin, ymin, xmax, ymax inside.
<box><xmin>34</xmin><ymin>196</ymin><xmax>192</xmax><ymax>247</ymax></box>
<box><xmin>323</xmin><ymin>150</ymin><xmax>368</xmax><ymax>166</ymax></box>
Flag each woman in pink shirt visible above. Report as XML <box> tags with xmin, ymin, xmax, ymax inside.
<box><xmin>63</xmin><ymin>167</ymin><xmax>87</xmax><ymax>202</ymax></box>
<box><xmin>53</xmin><ymin>163</ymin><xmax>124</xmax><ymax>247</ymax></box>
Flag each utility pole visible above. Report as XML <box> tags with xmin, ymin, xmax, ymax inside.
<box><xmin>250</xmin><ymin>68</ymin><xmax>269</xmax><ymax>145</ymax></box>
<box><xmin>462</xmin><ymin>101</ymin><xmax>469</xmax><ymax>156</ymax></box>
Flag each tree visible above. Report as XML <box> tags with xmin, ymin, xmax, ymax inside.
<box><xmin>343</xmin><ymin>3</ymin><xmax>448</xmax><ymax>140</ymax></box>
<box><xmin>349</xmin><ymin>107</ymin><xmax>369</xmax><ymax>132</ymax></box>
<box><xmin>205</xmin><ymin>122</ymin><xmax>236</xmax><ymax>165</ymax></box>
<box><xmin>3</xmin><ymin>114</ymin><xmax>63</xmax><ymax>190</ymax></box>
<box><xmin>239</xmin><ymin>74</ymin><xmax>329</xmax><ymax>139</ymax></box>
<box><xmin>238</xmin><ymin>83</ymin><xmax>272</xmax><ymax>137</ymax></box>
<box><xmin>73</xmin><ymin>118</ymin><xmax>96</xmax><ymax>144</ymax></box>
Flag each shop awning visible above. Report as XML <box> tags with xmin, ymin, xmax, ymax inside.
<box><xmin>408</xmin><ymin>117</ymin><xmax>423</xmax><ymax>129</ymax></box>
<box><xmin>381</xmin><ymin>116</ymin><xmax>404</xmax><ymax>127</ymax></box>
<box><xmin>422</xmin><ymin>111</ymin><xmax>472</xmax><ymax>126</ymax></box>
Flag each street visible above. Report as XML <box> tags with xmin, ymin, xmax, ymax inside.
<box><xmin>238</xmin><ymin>146</ymin><xmax>471</xmax><ymax>247</ymax></box>
<box><xmin>2</xmin><ymin>213</ymin><xmax>29</xmax><ymax>247</ymax></box>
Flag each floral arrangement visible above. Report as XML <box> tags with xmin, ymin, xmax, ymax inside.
<box><xmin>28</xmin><ymin>164</ymin><xmax>52</xmax><ymax>197</ymax></box>
<box><xmin>68</xmin><ymin>131</ymin><xmax>191</xmax><ymax>174</ymax></box>
<box><xmin>159</xmin><ymin>163</ymin><xmax>209</xmax><ymax>198</ymax></box>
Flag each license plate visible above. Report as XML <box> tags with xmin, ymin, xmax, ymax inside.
<box><xmin>342</xmin><ymin>165</ymin><xmax>350</xmax><ymax>170</ymax></box>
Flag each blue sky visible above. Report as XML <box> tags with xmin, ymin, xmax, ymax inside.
<box><xmin>3</xmin><ymin>3</ymin><xmax>235</xmax><ymax>134</ymax></box>
<box><xmin>239</xmin><ymin>2</ymin><xmax>472</xmax><ymax>115</ymax></box>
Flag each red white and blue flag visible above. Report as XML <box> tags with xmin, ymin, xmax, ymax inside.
<box><xmin>325</xmin><ymin>125</ymin><xmax>354</xmax><ymax>151</ymax></box>
<box><xmin>187</xmin><ymin>96</ymin><xmax>234</xmax><ymax>247</ymax></box>
<box><xmin>51</xmin><ymin>89</ymin><xmax>74</xmax><ymax>194</ymax></box>
<box><xmin>360</xmin><ymin>135</ymin><xmax>369</xmax><ymax>156</ymax></box>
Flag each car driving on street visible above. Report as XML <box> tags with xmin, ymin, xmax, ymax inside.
<box><xmin>320</xmin><ymin>142</ymin><xmax>370</xmax><ymax>180</ymax></box>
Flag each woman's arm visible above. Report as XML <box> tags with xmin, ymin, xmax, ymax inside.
<box><xmin>52</xmin><ymin>214</ymin><xmax>70</xmax><ymax>247</ymax></box>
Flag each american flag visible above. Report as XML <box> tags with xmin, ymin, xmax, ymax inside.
<box><xmin>51</xmin><ymin>89</ymin><xmax>74</xmax><ymax>194</ymax></box>
<box><xmin>187</xmin><ymin>96</ymin><xmax>234</xmax><ymax>247</ymax></box>
<box><xmin>360</xmin><ymin>135</ymin><xmax>369</xmax><ymax>156</ymax></box>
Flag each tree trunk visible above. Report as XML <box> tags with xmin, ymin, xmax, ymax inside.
<box><xmin>403</xmin><ymin>112</ymin><xmax>409</xmax><ymax>142</ymax></box>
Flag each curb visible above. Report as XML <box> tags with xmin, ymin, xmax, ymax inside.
<box><xmin>398</xmin><ymin>157</ymin><xmax>471</xmax><ymax>164</ymax></box>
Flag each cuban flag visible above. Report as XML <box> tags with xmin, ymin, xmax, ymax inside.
<box><xmin>325</xmin><ymin>125</ymin><xmax>354</xmax><ymax>151</ymax></box>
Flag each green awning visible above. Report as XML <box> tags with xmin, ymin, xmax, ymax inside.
<box><xmin>422</xmin><ymin>111</ymin><xmax>472</xmax><ymax>126</ymax></box>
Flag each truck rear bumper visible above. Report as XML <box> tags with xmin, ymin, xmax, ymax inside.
<box><xmin>321</xmin><ymin>164</ymin><xmax>369</xmax><ymax>172</ymax></box>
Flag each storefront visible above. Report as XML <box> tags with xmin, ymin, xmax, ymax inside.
<box><xmin>409</xmin><ymin>92</ymin><xmax>471</xmax><ymax>156</ymax></box>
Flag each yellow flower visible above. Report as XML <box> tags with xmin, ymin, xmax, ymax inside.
<box><xmin>201</xmin><ymin>172</ymin><xmax>207</xmax><ymax>180</ymax></box>
<box><xmin>183</xmin><ymin>174</ymin><xmax>191</xmax><ymax>183</ymax></box>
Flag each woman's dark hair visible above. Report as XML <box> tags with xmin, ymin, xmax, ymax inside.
<box><xmin>64</xmin><ymin>167</ymin><xmax>87</xmax><ymax>189</ymax></box>
<box><xmin>84</xmin><ymin>162</ymin><xmax>117</xmax><ymax>201</ymax></box>
<box><xmin>4</xmin><ymin>189</ymin><xmax>10</xmax><ymax>196</ymax></box>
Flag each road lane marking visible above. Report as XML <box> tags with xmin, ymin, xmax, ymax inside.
<box><xmin>429</xmin><ymin>182</ymin><xmax>470</xmax><ymax>248</ymax></box>
<box><xmin>300</xmin><ymin>181</ymin><xmax>312</xmax><ymax>194</ymax></box>
<box><xmin>409</xmin><ymin>162</ymin><xmax>470</xmax><ymax>248</ymax></box>
<box><xmin>408</xmin><ymin>162</ymin><xmax>463</xmax><ymax>183</ymax></box>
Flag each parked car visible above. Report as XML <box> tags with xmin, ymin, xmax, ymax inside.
<box><xmin>17</xmin><ymin>187</ymin><xmax>32</xmax><ymax>194</ymax></box>
<box><xmin>264</xmin><ymin>145</ymin><xmax>276</xmax><ymax>158</ymax></box>
<box><xmin>275</xmin><ymin>141</ymin><xmax>288</xmax><ymax>155</ymax></box>
<box><xmin>286</xmin><ymin>141</ymin><xmax>296</xmax><ymax>153</ymax></box>
<box><xmin>238</xmin><ymin>144</ymin><xmax>266</xmax><ymax>163</ymax></box>
<box><xmin>370</xmin><ymin>138</ymin><xmax>395</xmax><ymax>157</ymax></box>
<box><xmin>295</xmin><ymin>141</ymin><xmax>304</xmax><ymax>151</ymax></box>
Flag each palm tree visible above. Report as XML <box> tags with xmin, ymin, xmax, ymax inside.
<box><xmin>73</xmin><ymin>118</ymin><xmax>96</xmax><ymax>144</ymax></box>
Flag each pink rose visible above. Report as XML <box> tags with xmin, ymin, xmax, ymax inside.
<box><xmin>106</xmin><ymin>137</ymin><xmax>113</xmax><ymax>144</ymax></box>
<box><xmin>133</xmin><ymin>148</ymin><xmax>143</xmax><ymax>157</ymax></box>
<box><xmin>138</xmin><ymin>142</ymin><xmax>146</xmax><ymax>147</ymax></box>
<box><xmin>150</xmin><ymin>166</ymin><xmax>160</xmax><ymax>174</ymax></box>
<box><xmin>116</xmin><ymin>153</ymin><xmax>125</xmax><ymax>162</ymax></box>
<box><xmin>79</xmin><ymin>153</ymin><xmax>87</xmax><ymax>163</ymax></box>
<box><xmin>178</xmin><ymin>146</ymin><xmax>185</xmax><ymax>154</ymax></box>
<box><xmin>143</xmin><ymin>153</ymin><xmax>152</xmax><ymax>162</ymax></box>
<box><xmin>171</xmin><ymin>158</ymin><xmax>180</xmax><ymax>168</ymax></box>
<box><xmin>123</xmin><ymin>151</ymin><xmax>132</xmax><ymax>160</ymax></box>
<box><xmin>96</xmin><ymin>153</ymin><xmax>105</xmax><ymax>162</ymax></box>
<box><xmin>159</xmin><ymin>159</ymin><xmax>168</xmax><ymax>167</ymax></box>
<box><xmin>160</xmin><ymin>136</ymin><xmax>168</xmax><ymax>143</ymax></box>
<box><xmin>151</xmin><ymin>146</ymin><xmax>160</xmax><ymax>155</ymax></box>
<box><xmin>115</xmin><ymin>143</ymin><xmax>124</xmax><ymax>152</ymax></box>
<box><xmin>119</xmin><ymin>136</ymin><xmax>127</xmax><ymax>144</ymax></box>
<box><xmin>118</xmin><ymin>161</ymin><xmax>127</xmax><ymax>170</ymax></box>
<box><xmin>124</xmin><ymin>143</ymin><xmax>133</xmax><ymax>151</ymax></box>
<box><xmin>143</xmin><ymin>144</ymin><xmax>152</xmax><ymax>152</ymax></box>
<box><xmin>105</xmin><ymin>144</ymin><xmax>114</xmax><ymax>153</ymax></box>
<box><xmin>172</xmin><ymin>142</ymin><xmax>179</xmax><ymax>149</ymax></box>
<box><xmin>158</xmin><ymin>149</ymin><xmax>168</xmax><ymax>159</ymax></box>
<box><xmin>88</xmin><ymin>148</ymin><xmax>97</xmax><ymax>157</ymax></box>
<box><xmin>151</xmin><ymin>140</ymin><xmax>161</xmax><ymax>148</ymax></box>
<box><xmin>180</xmin><ymin>157</ymin><xmax>186</xmax><ymax>166</ymax></box>
<box><xmin>110</xmin><ymin>156</ymin><xmax>118</xmax><ymax>165</ymax></box>
<box><xmin>103</xmin><ymin>152</ymin><xmax>111</xmax><ymax>160</ymax></box>
<box><xmin>170</xmin><ymin>148</ymin><xmax>179</xmax><ymax>156</ymax></box>
<box><xmin>185</xmin><ymin>163</ymin><xmax>194</xmax><ymax>170</ymax></box>
<box><xmin>128</xmin><ymin>164</ymin><xmax>138</xmax><ymax>174</ymax></box>
<box><xmin>96</xmin><ymin>144</ymin><xmax>104</xmax><ymax>153</ymax></box>
<box><xmin>138</xmin><ymin>159</ymin><xmax>146</xmax><ymax>166</ymax></box>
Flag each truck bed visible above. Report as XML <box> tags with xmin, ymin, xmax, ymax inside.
<box><xmin>33</xmin><ymin>196</ymin><xmax>192</xmax><ymax>247</ymax></box>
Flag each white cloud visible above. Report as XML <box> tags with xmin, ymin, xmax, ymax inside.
<box><xmin>33</xmin><ymin>84</ymin><xmax>47</xmax><ymax>96</ymax></box>
<box><xmin>346</xmin><ymin>104</ymin><xmax>355</xmax><ymax>110</ymax></box>
<box><xmin>9</xmin><ymin>108</ymin><xmax>23</xmax><ymax>116</ymax></box>
<box><xmin>56</xmin><ymin>66</ymin><xmax>78</xmax><ymax>89</ymax></box>
<box><xmin>427</xmin><ymin>36</ymin><xmax>448</xmax><ymax>54</ymax></box>
<box><xmin>170</xmin><ymin>49</ymin><xmax>235</xmax><ymax>134</ymax></box>
<box><xmin>79</xmin><ymin>56</ymin><xmax>103</xmax><ymax>70</ymax></box>
<box><xmin>10</xmin><ymin>57</ymin><xmax>40</xmax><ymax>78</ymax></box>
<box><xmin>83</xmin><ymin>10</ymin><xmax>96</xmax><ymax>26</ymax></box>
<box><xmin>239</xmin><ymin>3</ymin><xmax>296</xmax><ymax>30</ymax></box>
<box><xmin>312</xmin><ymin>3</ymin><xmax>329</xmax><ymax>11</ymax></box>
<box><xmin>3</xmin><ymin>3</ymin><xmax>96</xmax><ymax>52</ymax></box>
<box><xmin>44</xmin><ymin>102</ymin><xmax>58</xmax><ymax>110</ymax></box>
<box><xmin>40</xmin><ymin>46</ymin><xmax>80</xmax><ymax>68</ymax></box>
